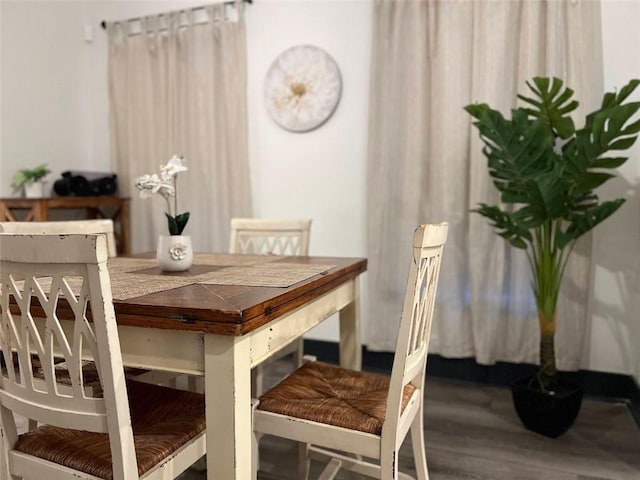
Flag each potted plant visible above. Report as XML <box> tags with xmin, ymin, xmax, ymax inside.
<box><xmin>465</xmin><ymin>77</ymin><xmax>640</xmax><ymax>437</ymax></box>
<box><xmin>11</xmin><ymin>164</ymin><xmax>51</xmax><ymax>198</ymax></box>
<box><xmin>135</xmin><ymin>155</ymin><xmax>192</xmax><ymax>272</ymax></box>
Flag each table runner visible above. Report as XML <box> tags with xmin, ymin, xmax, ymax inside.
<box><xmin>6</xmin><ymin>256</ymin><xmax>335</xmax><ymax>301</ymax></box>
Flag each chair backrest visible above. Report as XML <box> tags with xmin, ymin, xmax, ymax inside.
<box><xmin>0</xmin><ymin>233</ymin><xmax>137</xmax><ymax>477</ymax></box>
<box><xmin>229</xmin><ymin>218</ymin><xmax>312</xmax><ymax>256</ymax></box>
<box><xmin>383</xmin><ymin>223</ymin><xmax>448</xmax><ymax>438</ymax></box>
<box><xmin>0</xmin><ymin>220</ymin><xmax>118</xmax><ymax>257</ymax></box>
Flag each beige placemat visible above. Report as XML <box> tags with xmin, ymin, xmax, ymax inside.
<box><xmin>5</xmin><ymin>274</ymin><xmax>193</xmax><ymax>302</ymax></box>
<box><xmin>107</xmin><ymin>258</ymin><xmax>195</xmax><ymax>299</ymax></box>
<box><xmin>198</xmin><ymin>262</ymin><xmax>335</xmax><ymax>288</ymax></box>
<box><xmin>109</xmin><ymin>273</ymin><xmax>194</xmax><ymax>300</ymax></box>
<box><xmin>190</xmin><ymin>253</ymin><xmax>280</xmax><ymax>266</ymax></box>
<box><xmin>106</xmin><ymin>254</ymin><xmax>278</xmax><ymax>272</ymax></box>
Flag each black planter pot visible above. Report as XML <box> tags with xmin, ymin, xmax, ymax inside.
<box><xmin>510</xmin><ymin>376</ymin><xmax>583</xmax><ymax>438</ymax></box>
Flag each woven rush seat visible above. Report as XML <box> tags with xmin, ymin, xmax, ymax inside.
<box><xmin>14</xmin><ymin>379</ymin><xmax>205</xmax><ymax>479</ymax></box>
<box><xmin>257</xmin><ymin>361</ymin><xmax>416</xmax><ymax>435</ymax></box>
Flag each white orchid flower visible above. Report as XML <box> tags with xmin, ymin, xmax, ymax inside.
<box><xmin>135</xmin><ymin>174</ymin><xmax>174</xmax><ymax>198</ymax></box>
<box><xmin>160</xmin><ymin>155</ymin><xmax>188</xmax><ymax>181</ymax></box>
<box><xmin>135</xmin><ymin>155</ymin><xmax>190</xmax><ymax>236</ymax></box>
<box><xmin>157</xmin><ymin>183</ymin><xmax>175</xmax><ymax>198</ymax></box>
<box><xmin>135</xmin><ymin>173</ymin><xmax>161</xmax><ymax>191</ymax></box>
<box><xmin>139</xmin><ymin>188</ymin><xmax>154</xmax><ymax>199</ymax></box>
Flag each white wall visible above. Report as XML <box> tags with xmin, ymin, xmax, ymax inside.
<box><xmin>588</xmin><ymin>0</ymin><xmax>640</xmax><ymax>382</ymax></box>
<box><xmin>1</xmin><ymin>0</ymin><xmax>639</xmax><ymax>379</ymax></box>
<box><xmin>0</xmin><ymin>1</ymin><xmax>100</xmax><ymax>194</ymax></box>
<box><xmin>245</xmin><ymin>0</ymin><xmax>371</xmax><ymax>340</ymax></box>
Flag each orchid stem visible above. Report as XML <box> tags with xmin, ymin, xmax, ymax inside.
<box><xmin>164</xmin><ymin>195</ymin><xmax>172</xmax><ymax>217</ymax></box>
<box><xmin>173</xmin><ymin>176</ymin><xmax>178</xmax><ymax>217</ymax></box>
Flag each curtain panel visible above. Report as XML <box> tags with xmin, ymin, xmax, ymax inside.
<box><xmin>107</xmin><ymin>2</ymin><xmax>251</xmax><ymax>253</ymax></box>
<box><xmin>366</xmin><ymin>0</ymin><xmax>603</xmax><ymax>370</ymax></box>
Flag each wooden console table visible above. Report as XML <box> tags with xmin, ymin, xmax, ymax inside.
<box><xmin>0</xmin><ymin>196</ymin><xmax>130</xmax><ymax>255</ymax></box>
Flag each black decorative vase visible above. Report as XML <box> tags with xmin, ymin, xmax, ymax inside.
<box><xmin>510</xmin><ymin>376</ymin><xmax>583</xmax><ymax>438</ymax></box>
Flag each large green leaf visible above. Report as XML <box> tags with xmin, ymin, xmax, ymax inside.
<box><xmin>590</xmin><ymin>157</ymin><xmax>628</xmax><ymax>169</ymax></box>
<box><xmin>563</xmin><ymin>98</ymin><xmax>640</xmax><ymax>198</ymax></box>
<box><xmin>473</xmin><ymin>204</ymin><xmax>531</xmax><ymax>249</ymax></box>
<box><xmin>599</xmin><ymin>79</ymin><xmax>640</xmax><ymax>110</ymax></box>
<box><xmin>525</xmin><ymin>165</ymin><xmax>572</xmax><ymax>220</ymax></box>
<box><xmin>518</xmin><ymin>77</ymin><xmax>578</xmax><ymax>139</ymax></box>
<box><xmin>465</xmin><ymin>105</ymin><xmax>554</xmax><ymax>204</ymax></box>
<box><xmin>556</xmin><ymin>199</ymin><xmax>626</xmax><ymax>249</ymax></box>
<box><xmin>466</xmin><ymin>77</ymin><xmax>639</xmax><ymax>323</ymax></box>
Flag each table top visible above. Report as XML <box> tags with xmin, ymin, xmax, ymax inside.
<box><xmin>0</xmin><ymin>196</ymin><xmax>129</xmax><ymax>207</ymax></box>
<box><xmin>110</xmin><ymin>254</ymin><xmax>367</xmax><ymax>336</ymax></box>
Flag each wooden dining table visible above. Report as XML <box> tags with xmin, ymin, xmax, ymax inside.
<box><xmin>104</xmin><ymin>252</ymin><xmax>367</xmax><ymax>480</ymax></box>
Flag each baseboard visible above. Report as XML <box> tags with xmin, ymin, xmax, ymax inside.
<box><xmin>304</xmin><ymin>339</ymin><xmax>640</xmax><ymax>427</ymax></box>
<box><xmin>628</xmin><ymin>378</ymin><xmax>640</xmax><ymax>426</ymax></box>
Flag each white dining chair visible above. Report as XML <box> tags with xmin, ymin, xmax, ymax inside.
<box><xmin>229</xmin><ymin>218</ymin><xmax>311</xmax><ymax>257</ymax></box>
<box><xmin>252</xmin><ymin>223</ymin><xmax>448</xmax><ymax>480</ymax></box>
<box><xmin>0</xmin><ymin>221</ymin><xmax>146</xmax><ymax>404</ymax></box>
<box><xmin>0</xmin><ymin>220</ymin><xmax>121</xmax><ymax>430</ymax></box>
<box><xmin>0</xmin><ymin>219</ymin><xmax>118</xmax><ymax>257</ymax></box>
<box><xmin>229</xmin><ymin>218</ymin><xmax>312</xmax><ymax>397</ymax></box>
<box><xmin>0</xmin><ymin>233</ymin><xmax>206</xmax><ymax>480</ymax></box>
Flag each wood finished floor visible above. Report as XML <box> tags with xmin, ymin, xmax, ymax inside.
<box><xmin>179</xmin><ymin>360</ymin><xmax>640</xmax><ymax>480</ymax></box>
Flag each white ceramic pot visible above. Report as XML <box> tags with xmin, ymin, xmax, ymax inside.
<box><xmin>24</xmin><ymin>181</ymin><xmax>45</xmax><ymax>198</ymax></box>
<box><xmin>156</xmin><ymin>235</ymin><xmax>193</xmax><ymax>272</ymax></box>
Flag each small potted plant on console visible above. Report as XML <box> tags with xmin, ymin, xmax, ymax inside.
<box><xmin>12</xmin><ymin>164</ymin><xmax>51</xmax><ymax>198</ymax></box>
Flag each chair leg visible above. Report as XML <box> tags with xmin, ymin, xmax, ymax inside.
<box><xmin>0</xmin><ymin>435</ymin><xmax>18</xmax><ymax>480</ymax></box>
<box><xmin>380</xmin><ymin>448</ymin><xmax>399</xmax><ymax>480</ymax></box>
<box><xmin>252</xmin><ymin>365</ymin><xmax>265</xmax><ymax>398</ymax></box>
<box><xmin>298</xmin><ymin>442</ymin><xmax>310</xmax><ymax>480</ymax></box>
<box><xmin>188</xmin><ymin>375</ymin><xmax>204</xmax><ymax>394</ymax></box>
<box><xmin>293</xmin><ymin>338</ymin><xmax>304</xmax><ymax>367</ymax></box>
<box><xmin>410</xmin><ymin>405</ymin><xmax>429</xmax><ymax>480</ymax></box>
<box><xmin>251</xmin><ymin>433</ymin><xmax>259</xmax><ymax>479</ymax></box>
<box><xmin>26</xmin><ymin>418</ymin><xmax>37</xmax><ymax>432</ymax></box>
<box><xmin>251</xmin><ymin>400</ymin><xmax>260</xmax><ymax>479</ymax></box>
<box><xmin>0</xmin><ymin>433</ymin><xmax>6</xmax><ymax>479</ymax></box>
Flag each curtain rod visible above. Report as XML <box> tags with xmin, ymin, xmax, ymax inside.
<box><xmin>100</xmin><ymin>0</ymin><xmax>252</xmax><ymax>30</ymax></box>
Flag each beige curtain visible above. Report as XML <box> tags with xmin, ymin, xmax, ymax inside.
<box><xmin>366</xmin><ymin>0</ymin><xmax>603</xmax><ymax>370</ymax></box>
<box><xmin>107</xmin><ymin>2</ymin><xmax>251</xmax><ymax>253</ymax></box>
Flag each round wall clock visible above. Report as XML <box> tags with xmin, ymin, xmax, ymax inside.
<box><xmin>264</xmin><ymin>45</ymin><xmax>342</xmax><ymax>133</ymax></box>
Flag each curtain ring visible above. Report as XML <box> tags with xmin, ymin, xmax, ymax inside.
<box><xmin>143</xmin><ymin>16</ymin><xmax>159</xmax><ymax>53</ymax></box>
<box><xmin>106</xmin><ymin>21</ymin><xmax>124</xmax><ymax>46</ymax></box>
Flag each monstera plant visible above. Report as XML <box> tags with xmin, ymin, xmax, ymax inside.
<box><xmin>465</xmin><ymin>77</ymin><xmax>639</xmax><ymax>435</ymax></box>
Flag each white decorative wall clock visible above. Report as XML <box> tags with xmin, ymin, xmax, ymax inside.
<box><xmin>264</xmin><ymin>45</ymin><xmax>342</xmax><ymax>132</ymax></box>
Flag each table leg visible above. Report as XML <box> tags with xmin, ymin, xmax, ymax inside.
<box><xmin>35</xmin><ymin>200</ymin><xmax>47</xmax><ymax>221</ymax></box>
<box><xmin>339</xmin><ymin>277</ymin><xmax>361</xmax><ymax>370</ymax></box>
<box><xmin>205</xmin><ymin>334</ymin><xmax>253</xmax><ymax>480</ymax></box>
<box><xmin>118</xmin><ymin>199</ymin><xmax>131</xmax><ymax>255</ymax></box>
